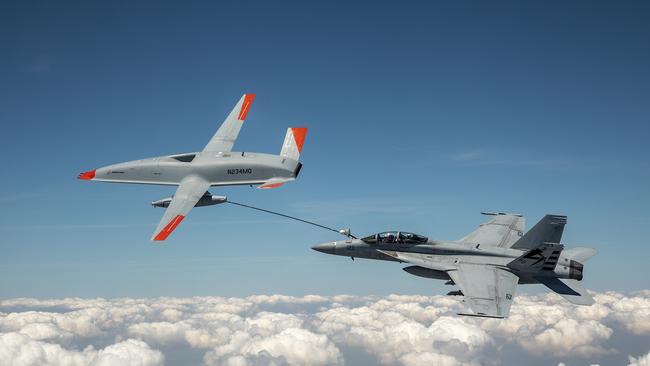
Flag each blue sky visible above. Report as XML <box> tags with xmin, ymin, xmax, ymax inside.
<box><xmin>1</xmin><ymin>0</ymin><xmax>649</xmax><ymax>298</ymax></box>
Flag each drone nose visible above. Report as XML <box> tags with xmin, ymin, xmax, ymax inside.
<box><xmin>78</xmin><ymin>169</ymin><xmax>96</xmax><ymax>180</ymax></box>
<box><xmin>311</xmin><ymin>242</ymin><xmax>336</xmax><ymax>254</ymax></box>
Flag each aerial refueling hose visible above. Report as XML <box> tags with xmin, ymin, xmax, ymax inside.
<box><xmin>225</xmin><ymin>200</ymin><xmax>357</xmax><ymax>239</ymax></box>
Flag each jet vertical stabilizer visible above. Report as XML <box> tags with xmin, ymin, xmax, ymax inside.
<box><xmin>511</xmin><ymin>214</ymin><xmax>566</xmax><ymax>250</ymax></box>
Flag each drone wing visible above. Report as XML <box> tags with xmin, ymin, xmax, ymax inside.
<box><xmin>151</xmin><ymin>176</ymin><xmax>211</xmax><ymax>241</ymax></box>
<box><xmin>200</xmin><ymin>94</ymin><xmax>256</xmax><ymax>155</ymax></box>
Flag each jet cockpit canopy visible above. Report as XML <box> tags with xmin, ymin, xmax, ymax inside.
<box><xmin>361</xmin><ymin>231</ymin><xmax>428</xmax><ymax>244</ymax></box>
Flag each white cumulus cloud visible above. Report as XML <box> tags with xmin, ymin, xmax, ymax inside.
<box><xmin>0</xmin><ymin>291</ymin><xmax>648</xmax><ymax>365</ymax></box>
<box><xmin>629</xmin><ymin>350</ymin><xmax>650</xmax><ymax>366</ymax></box>
<box><xmin>0</xmin><ymin>332</ymin><xmax>163</xmax><ymax>366</ymax></box>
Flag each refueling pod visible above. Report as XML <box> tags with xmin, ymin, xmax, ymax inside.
<box><xmin>152</xmin><ymin>193</ymin><xmax>227</xmax><ymax>208</ymax></box>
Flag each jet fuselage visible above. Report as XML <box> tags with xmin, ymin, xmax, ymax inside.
<box><xmin>312</xmin><ymin>237</ymin><xmax>580</xmax><ymax>284</ymax></box>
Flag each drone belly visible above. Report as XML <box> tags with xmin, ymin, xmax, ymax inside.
<box><xmin>155</xmin><ymin>160</ymin><xmax>192</xmax><ymax>184</ymax></box>
<box><xmin>95</xmin><ymin>158</ymin><xmax>186</xmax><ymax>185</ymax></box>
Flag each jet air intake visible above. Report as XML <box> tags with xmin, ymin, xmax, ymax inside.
<box><xmin>152</xmin><ymin>194</ymin><xmax>227</xmax><ymax>208</ymax></box>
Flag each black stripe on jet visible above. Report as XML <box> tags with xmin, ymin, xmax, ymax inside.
<box><xmin>523</xmin><ymin>249</ymin><xmax>547</xmax><ymax>267</ymax></box>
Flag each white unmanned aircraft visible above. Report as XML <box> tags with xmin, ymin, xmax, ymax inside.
<box><xmin>78</xmin><ymin>94</ymin><xmax>307</xmax><ymax>241</ymax></box>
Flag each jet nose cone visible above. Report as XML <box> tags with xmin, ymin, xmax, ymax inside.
<box><xmin>311</xmin><ymin>242</ymin><xmax>336</xmax><ymax>254</ymax></box>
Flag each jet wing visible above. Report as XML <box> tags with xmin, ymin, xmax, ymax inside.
<box><xmin>447</xmin><ymin>264</ymin><xmax>519</xmax><ymax>318</ymax></box>
<box><xmin>380</xmin><ymin>248</ymin><xmax>520</xmax><ymax>318</ymax></box>
<box><xmin>151</xmin><ymin>175</ymin><xmax>211</xmax><ymax>241</ymax></box>
<box><xmin>459</xmin><ymin>213</ymin><xmax>525</xmax><ymax>248</ymax></box>
<box><xmin>200</xmin><ymin>94</ymin><xmax>256</xmax><ymax>155</ymax></box>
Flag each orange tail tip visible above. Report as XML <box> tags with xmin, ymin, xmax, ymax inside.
<box><xmin>78</xmin><ymin>170</ymin><xmax>96</xmax><ymax>180</ymax></box>
<box><xmin>237</xmin><ymin>94</ymin><xmax>256</xmax><ymax>121</ymax></box>
<box><xmin>153</xmin><ymin>215</ymin><xmax>185</xmax><ymax>241</ymax></box>
<box><xmin>291</xmin><ymin>127</ymin><xmax>308</xmax><ymax>153</ymax></box>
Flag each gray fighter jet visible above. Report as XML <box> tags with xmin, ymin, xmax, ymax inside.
<box><xmin>78</xmin><ymin>94</ymin><xmax>307</xmax><ymax>241</ymax></box>
<box><xmin>312</xmin><ymin>213</ymin><xmax>597</xmax><ymax>318</ymax></box>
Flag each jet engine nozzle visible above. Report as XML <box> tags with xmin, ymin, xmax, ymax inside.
<box><xmin>554</xmin><ymin>259</ymin><xmax>584</xmax><ymax>281</ymax></box>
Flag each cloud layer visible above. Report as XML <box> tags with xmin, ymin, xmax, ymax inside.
<box><xmin>1</xmin><ymin>291</ymin><xmax>649</xmax><ymax>365</ymax></box>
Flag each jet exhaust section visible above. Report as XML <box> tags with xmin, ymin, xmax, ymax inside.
<box><xmin>554</xmin><ymin>259</ymin><xmax>585</xmax><ymax>280</ymax></box>
<box><xmin>552</xmin><ymin>246</ymin><xmax>597</xmax><ymax>281</ymax></box>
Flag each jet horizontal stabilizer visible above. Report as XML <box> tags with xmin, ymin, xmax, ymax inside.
<box><xmin>534</xmin><ymin>276</ymin><xmax>580</xmax><ymax>296</ymax></box>
<box><xmin>536</xmin><ymin>277</ymin><xmax>595</xmax><ymax>305</ymax></box>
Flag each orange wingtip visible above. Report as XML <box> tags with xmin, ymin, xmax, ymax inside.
<box><xmin>291</xmin><ymin>127</ymin><xmax>308</xmax><ymax>153</ymax></box>
<box><xmin>153</xmin><ymin>215</ymin><xmax>185</xmax><ymax>241</ymax></box>
<box><xmin>237</xmin><ymin>94</ymin><xmax>256</xmax><ymax>121</ymax></box>
<box><xmin>258</xmin><ymin>182</ymin><xmax>284</xmax><ymax>189</ymax></box>
<box><xmin>78</xmin><ymin>169</ymin><xmax>96</xmax><ymax>180</ymax></box>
